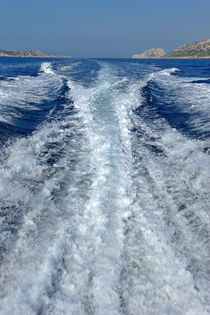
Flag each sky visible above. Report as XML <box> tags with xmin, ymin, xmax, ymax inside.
<box><xmin>0</xmin><ymin>0</ymin><xmax>210</xmax><ymax>57</ymax></box>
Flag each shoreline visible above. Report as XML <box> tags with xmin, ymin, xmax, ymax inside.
<box><xmin>0</xmin><ymin>55</ymin><xmax>71</xmax><ymax>58</ymax></box>
<box><xmin>132</xmin><ymin>56</ymin><xmax>210</xmax><ymax>59</ymax></box>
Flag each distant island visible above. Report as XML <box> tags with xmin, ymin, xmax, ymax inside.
<box><xmin>0</xmin><ymin>49</ymin><xmax>71</xmax><ymax>58</ymax></box>
<box><xmin>132</xmin><ymin>48</ymin><xmax>166</xmax><ymax>59</ymax></box>
<box><xmin>132</xmin><ymin>39</ymin><xmax>210</xmax><ymax>59</ymax></box>
<box><xmin>164</xmin><ymin>39</ymin><xmax>210</xmax><ymax>58</ymax></box>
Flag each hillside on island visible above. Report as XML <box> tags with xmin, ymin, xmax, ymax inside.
<box><xmin>164</xmin><ymin>39</ymin><xmax>210</xmax><ymax>58</ymax></box>
<box><xmin>0</xmin><ymin>49</ymin><xmax>70</xmax><ymax>58</ymax></box>
<box><xmin>132</xmin><ymin>39</ymin><xmax>210</xmax><ymax>59</ymax></box>
<box><xmin>132</xmin><ymin>48</ymin><xmax>166</xmax><ymax>59</ymax></box>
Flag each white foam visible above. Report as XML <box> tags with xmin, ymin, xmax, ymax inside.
<box><xmin>39</xmin><ymin>62</ymin><xmax>54</xmax><ymax>74</ymax></box>
<box><xmin>159</xmin><ymin>67</ymin><xmax>180</xmax><ymax>75</ymax></box>
<box><xmin>121</xmin><ymin>78</ymin><xmax>210</xmax><ymax>314</ymax></box>
<box><xmin>0</xmin><ymin>62</ymin><xmax>63</xmax><ymax>125</ymax></box>
<box><xmin>0</xmin><ymin>100</ymin><xmax>89</xmax><ymax>314</ymax></box>
<box><xmin>46</xmin><ymin>66</ymin><xmax>133</xmax><ymax>314</ymax></box>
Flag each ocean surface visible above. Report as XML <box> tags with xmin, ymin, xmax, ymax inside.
<box><xmin>0</xmin><ymin>57</ymin><xmax>210</xmax><ymax>315</ymax></box>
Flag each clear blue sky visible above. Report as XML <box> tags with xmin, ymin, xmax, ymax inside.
<box><xmin>0</xmin><ymin>0</ymin><xmax>210</xmax><ymax>57</ymax></box>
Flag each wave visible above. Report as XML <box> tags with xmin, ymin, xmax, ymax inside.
<box><xmin>0</xmin><ymin>63</ymin><xmax>65</xmax><ymax>138</ymax></box>
<box><xmin>158</xmin><ymin>67</ymin><xmax>180</xmax><ymax>75</ymax></box>
<box><xmin>142</xmin><ymin>67</ymin><xmax>210</xmax><ymax>138</ymax></box>
<box><xmin>0</xmin><ymin>86</ymin><xmax>87</xmax><ymax>313</ymax></box>
<box><xmin>128</xmin><ymin>82</ymin><xmax>210</xmax><ymax>313</ymax></box>
<box><xmin>39</xmin><ymin>62</ymin><xmax>55</xmax><ymax>74</ymax></box>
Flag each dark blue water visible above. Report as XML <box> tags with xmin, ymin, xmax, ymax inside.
<box><xmin>0</xmin><ymin>57</ymin><xmax>210</xmax><ymax>315</ymax></box>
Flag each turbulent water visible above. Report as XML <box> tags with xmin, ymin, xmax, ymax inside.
<box><xmin>0</xmin><ymin>57</ymin><xmax>210</xmax><ymax>315</ymax></box>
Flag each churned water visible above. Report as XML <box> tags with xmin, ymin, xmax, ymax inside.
<box><xmin>0</xmin><ymin>57</ymin><xmax>210</xmax><ymax>314</ymax></box>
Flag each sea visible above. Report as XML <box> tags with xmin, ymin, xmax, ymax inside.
<box><xmin>0</xmin><ymin>57</ymin><xmax>210</xmax><ymax>315</ymax></box>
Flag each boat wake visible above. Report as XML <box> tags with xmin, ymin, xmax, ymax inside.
<box><xmin>0</xmin><ymin>59</ymin><xmax>210</xmax><ymax>314</ymax></box>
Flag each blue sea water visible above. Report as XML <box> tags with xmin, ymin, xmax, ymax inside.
<box><xmin>0</xmin><ymin>57</ymin><xmax>210</xmax><ymax>314</ymax></box>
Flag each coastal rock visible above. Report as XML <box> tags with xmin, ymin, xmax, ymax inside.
<box><xmin>132</xmin><ymin>48</ymin><xmax>166</xmax><ymax>59</ymax></box>
<box><xmin>164</xmin><ymin>39</ymin><xmax>210</xmax><ymax>58</ymax></box>
<box><xmin>0</xmin><ymin>49</ymin><xmax>71</xmax><ymax>58</ymax></box>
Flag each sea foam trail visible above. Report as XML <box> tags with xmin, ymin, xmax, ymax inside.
<box><xmin>0</xmin><ymin>64</ymin><xmax>133</xmax><ymax>315</ymax></box>
<box><xmin>0</xmin><ymin>68</ymin><xmax>91</xmax><ymax>313</ymax></box>
<box><xmin>44</xmin><ymin>65</ymin><xmax>134</xmax><ymax>315</ymax></box>
<box><xmin>120</xmin><ymin>70</ymin><xmax>210</xmax><ymax>314</ymax></box>
<box><xmin>0</xmin><ymin>61</ymin><xmax>210</xmax><ymax>315</ymax></box>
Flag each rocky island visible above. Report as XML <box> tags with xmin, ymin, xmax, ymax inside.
<box><xmin>132</xmin><ymin>39</ymin><xmax>210</xmax><ymax>59</ymax></box>
<box><xmin>0</xmin><ymin>49</ymin><xmax>71</xmax><ymax>58</ymax></box>
<box><xmin>163</xmin><ymin>39</ymin><xmax>210</xmax><ymax>58</ymax></box>
<box><xmin>132</xmin><ymin>48</ymin><xmax>166</xmax><ymax>59</ymax></box>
